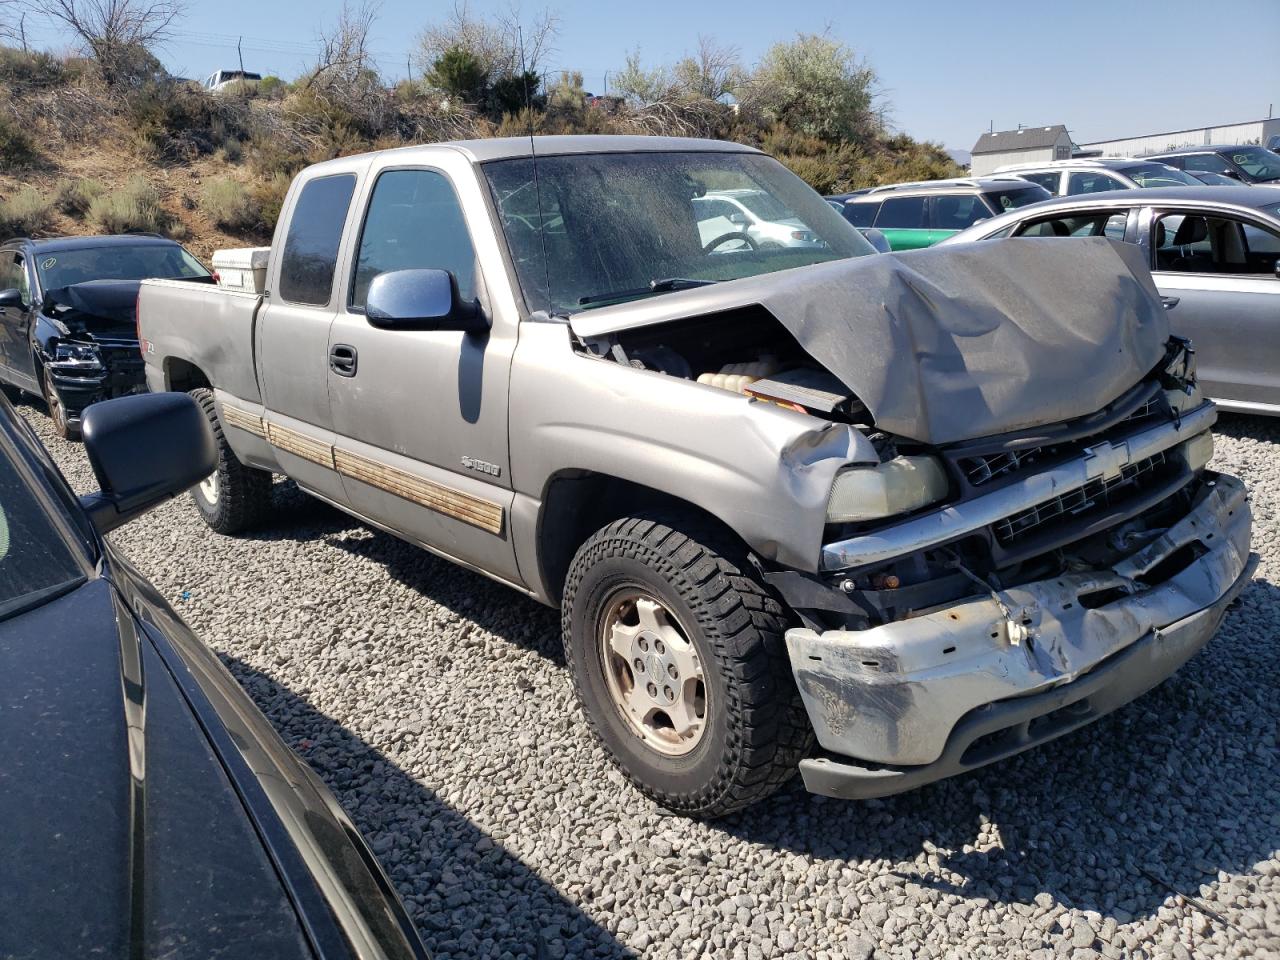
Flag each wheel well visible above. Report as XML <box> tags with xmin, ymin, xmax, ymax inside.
<box><xmin>537</xmin><ymin>471</ymin><xmax>743</xmax><ymax>606</ymax></box>
<box><xmin>165</xmin><ymin>357</ymin><xmax>211</xmax><ymax>393</ymax></box>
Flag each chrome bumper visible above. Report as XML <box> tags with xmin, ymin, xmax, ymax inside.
<box><xmin>820</xmin><ymin>400</ymin><xmax>1217</xmax><ymax>571</ymax></box>
<box><xmin>786</xmin><ymin>472</ymin><xmax>1252</xmax><ymax>773</ymax></box>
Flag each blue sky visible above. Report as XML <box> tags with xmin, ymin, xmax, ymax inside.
<box><xmin>21</xmin><ymin>0</ymin><xmax>1280</xmax><ymax>151</ymax></box>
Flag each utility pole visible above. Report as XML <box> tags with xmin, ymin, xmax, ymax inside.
<box><xmin>407</xmin><ymin>59</ymin><xmax>412</xmax><ymax>84</ymax></box>
<box><xmin>237</xmin><ymin>36</ymin><xmax>245</xmax><ymax>73</ymax></box>
<box><xmin>18</xmin><ymin>13</ymin><xmax>26</xmax><ymax>53</ymax></box>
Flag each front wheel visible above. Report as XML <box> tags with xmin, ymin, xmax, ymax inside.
<box><xmin>562</xmin><ymin>515</ymin><xmax>812</xmax><ymax>818</ymax></box>
<box><xmin>41</xmin><ymin>366</ymin><xmax>80</xmax><ymax>441</ymax></box>
<box><xmin>189</xmin><ymin>388</ymin><xmax>272</xmax><ymax>534</ymax></box>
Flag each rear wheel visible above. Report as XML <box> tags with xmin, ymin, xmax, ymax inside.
<box><xmin>189</xmin><ymin>387</ymin><xmax>272</xmax><ymax>534</ymax></box>
<box><xmin>41</xmin><ymin>366</ymin><xmax>79</xmax><ymax>441</ymax></box>
<box><xmin>562</xmin><ymin>514</ymin><xmax>812</xmax><ymax>818</ymax></box>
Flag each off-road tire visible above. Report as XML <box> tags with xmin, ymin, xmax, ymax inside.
<box><xmin>41</xmin><ymin>366</ymin><xmax>80</xmax><ymax>441</ymax></box>
<box><xmin>189</xmin><ymin>387</ymin><xmax>272</xmax><ymax>534</ymax></box>
<box><xmin>562</xmin><ymin>514</ymin><xmax>813</xmax><ymax>818</ymax></box>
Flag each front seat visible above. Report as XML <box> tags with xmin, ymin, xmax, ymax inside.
<box><xmin>1170</xmin><ymin>216</ymin><xmax>1212</xmax><ymax>271</ymax></box>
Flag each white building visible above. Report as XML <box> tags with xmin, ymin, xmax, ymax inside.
<box><xmin>969</xmin><ymin>125</ymin><xmax>1073</xmax><ymax>176</ymax></box>
<box><xmin>1080</xmin><ymin>117</ymin><xmax>1280</xmax><ymax>158</ymax></box>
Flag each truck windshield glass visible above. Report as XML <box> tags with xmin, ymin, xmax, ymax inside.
<box><xmin>36</xmin><ymin>244</ymin><xmax>209</xmax><ymax>289</ymax></box>
<box><xmin>0</xmin><ymin>442</ymin><xmax>85</xmax><ymax>621</ymax></box>
<box><xmin>483</xmin><ymin>151</ymin><xmax>876</xmax><ymax>314</ymax></box>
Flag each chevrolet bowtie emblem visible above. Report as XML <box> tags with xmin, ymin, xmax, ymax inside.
<box><xmin>1083</xmin><ymin>440</ymin><xmax>1130</xmax><ymax>482</ymax></box>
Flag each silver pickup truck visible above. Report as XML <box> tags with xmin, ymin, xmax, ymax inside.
<box><xmin>138</xmin><ymin>135</ymin><xmax>1254</xmax><ymax>818</ymax></box>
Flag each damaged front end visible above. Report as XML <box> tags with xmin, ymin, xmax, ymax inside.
<box><xmin>775</xmin><ymin>341</ymin><xmax>1256</xmax><ymax>798</ymax></box>
<box><xmin>40</xmin><ymin>282</ymin><xmax>147</xmax><ymax>425</ymax></box>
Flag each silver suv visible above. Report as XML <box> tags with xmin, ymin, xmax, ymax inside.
<box><xmin>997</xmin><ymin>157</ymin><xmax>1200</xmax><ymax>196</ymax></box>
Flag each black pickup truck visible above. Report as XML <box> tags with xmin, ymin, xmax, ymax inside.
<box><xmin>0</xmin><ymin>234</ymin><xmax>214</xmax><ymax>439</ymax></box>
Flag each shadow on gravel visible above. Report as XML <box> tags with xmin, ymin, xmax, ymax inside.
<box><xmin>1215</xmin><ymin>412</ymin><xmax>1280</xmax><ymax>443</ymax></box>
<box><xmin>222</xmin><ymin>653</ymin><xmax>633</xmax><ymax>960</ymax></box>
<box><xmin>325</xmin><ymin>528</ymin><xmax>563</xmax><ymax>664</ymax></box>
<box><xmin>720</xmin><ymin>579</ymin><xmax>1280</xmax><ymax>928</ymax></box>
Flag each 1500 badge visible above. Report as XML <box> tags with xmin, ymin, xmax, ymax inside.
<box><xmin>461</xmin><ymin>456</ymin><xmax>501</xmax><ymax>477</ymax></box>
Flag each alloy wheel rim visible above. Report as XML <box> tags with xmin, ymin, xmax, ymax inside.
<box><xmin>43</xmin><ymin>370</ymin><xmax>66</xmax><ymax>432</ymax></box>
<box><xmin>599</xmin><ymin>591</ymin><xmax>707</xmax><ymax>757</ymax></box>
<box><xmin>198</xmin><ymin>471</ymin><xmax>219</xmax><ymax>505</ymax></box>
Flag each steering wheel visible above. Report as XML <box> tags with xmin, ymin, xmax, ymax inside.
<box><xmin>703</xmin><ymin>231</ymin><xmax>758</xmax><ymax>253</ymax></box>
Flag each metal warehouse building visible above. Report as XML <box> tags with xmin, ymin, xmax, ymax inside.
<box><xmin>969</xmin><ymin>125</ymin><xmax>1073</xmax><ymax>176</ymax></box>
<box><xmin>1080</xmin><ymin>117</ymin><xmax>1280</xmax><ymax>158</ymax></box>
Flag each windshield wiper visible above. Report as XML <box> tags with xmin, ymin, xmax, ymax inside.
<box><xmin>578</xmin><ymin>277</ymin><xmax>719</xmax><ymax>307</ymax></box>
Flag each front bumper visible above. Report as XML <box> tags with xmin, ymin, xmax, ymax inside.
<box><xmin>786</xmin><ymin>472</ymin><xmax>1254</xmax><ymax>799</ymax></box>
<box><xmin>47</xmin><ymin>355</ymin><xmax>146</xmax><ymax>419</ymax></box>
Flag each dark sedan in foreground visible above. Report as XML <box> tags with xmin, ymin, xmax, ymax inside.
<box><xmin>0</xmin><ymin>392</ymin><xmax>428</xmax><ymax>959</ymax></box>
<box><xmin>0</xmin><ymin>235</ymin><xmax>215</xmax><ymax>440</ymax></box>
<box><xmin>940</xmin><ymin>186</ymin><xmax>1280</xmax><ymax>417</ymax></box>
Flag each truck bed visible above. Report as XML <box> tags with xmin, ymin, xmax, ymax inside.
<box><xmin>138</xmin><ymin>278</ymin><xmax>263</xmax><ymax>405</ymax></box>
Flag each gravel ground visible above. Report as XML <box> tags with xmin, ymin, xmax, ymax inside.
<box><xmin>22</xmin><ymin>398</ymin><xmax>1280</xmax><ymax>960</ymax></box>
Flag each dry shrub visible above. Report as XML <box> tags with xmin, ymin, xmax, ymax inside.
<box><xmin>54</xmin><ymin>178</ymin><xmax>107</xmax><ymax>217</ymax></box>
<box><xmin>251</xmin><ymin>172</ymin><xmax>292</xmax><ymax>232</ymax></box>
<box><xmin>0</xmin><ymin>187</ymin><xmax>55</xmax><ymax>237</ymax></box>
<box><xmin>88</xmin><ymin>176</ymin><xmax>169</xmax><ymax>233</ymax></box>
<box><xmin>200</xmin><ymin>177</ymin><xmax>257</xmax><ymax>231</ymax></box>
<box><xmin>0</xmin><ymin>114</ymin><xmax>38</xmax><ymax>169</ymax></box>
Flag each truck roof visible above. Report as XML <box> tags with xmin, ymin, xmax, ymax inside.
<box><xmin>4</xmin><ymin>234</ymin><xmax>178</xmax><ymax>252</ymax></box>
<box><xmin>304</xmin><ymin>135</ymin><xmax>761</xmax><ymax>173</ymax></box>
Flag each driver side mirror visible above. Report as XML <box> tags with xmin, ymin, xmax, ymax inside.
<box><xmin>858</xmin><ymin>228</ymin><xmax>892</xmax><ymax>254</ymax></box>
<box><xmin>365</xmin><ymin>268</ymin><xmax>486</xmax><ymax>333</ymax></box>
<box><xmin>0</xmin><ymin>288</ymin><xmax>24</xmax><ymax>309</ymax></box>
<box><xmin>727</xmin><ymin>211</ymin><xmax>749</xmax><ymax>226</ymax></box>
<box><xmin>79</xmin><ymin>393</ymin><xmax>217</xmax><ymax>534</ymax></box>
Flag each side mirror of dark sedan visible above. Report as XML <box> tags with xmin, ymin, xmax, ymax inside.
<box><xmin>365</xmin><ymin>268</ymin><xmax>487</xmax><ymax>333</ymax></box>
<box><xmin>79</xmin><ymin>393</ymin><xmax>217</xmax><ymax>534</ymax></box>
<box><xmin>0</xmin><ymin>287</ymin><xmax>24</xmax><ymax>308</ymax></box>
<box><xmin>858</xmin><ymin>228</ymin><xmax>893</xmax><ymax>254</ymax></box>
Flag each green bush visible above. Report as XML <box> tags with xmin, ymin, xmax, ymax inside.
<box><xmin>53</xmin><ymin>178</ymin><xmax>107</xmax><ymax>217</ymax></box>
<box><xmin>256</xmin><ymin>75</ymin><xmax>286</xmax><ymax>98</ymax></box>
<box><xmin>200</xmin><ymin>177</ymin><xmax>257</xmax><ymax>231</ymax></box>
<box><xmin>0</xmin><ymin>114</ymin><xmax>38</xmax><ymax>169</ymax></box>
<box><xmin>0</xmin><ymin>186</ymin><xmax>55</xmax><ymax>237</ymax></box>
<box><xmin>251</xmin><ymin>172</ymin><xmax>292</xmax><ymax>232</ymax></box>
<box><xmin>88</xmin><ymin>177</ymin><xmax>169</xmax><ymax>233</ymax></box>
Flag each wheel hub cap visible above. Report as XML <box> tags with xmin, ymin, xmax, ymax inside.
<box><xmin>600</xmin><ymin>593</ymin><xmax>707</xmax><ymax>756</ymax></box>
<box><xmin>199</xmin><ymin>471</ymin><xmax>219</xmax><ymax>505</ymax></box>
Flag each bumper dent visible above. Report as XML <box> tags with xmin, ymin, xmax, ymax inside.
<box><xmin>786</xmin><ymin>473</ymin><xmax>1253</xmax><ymax>794</ymax></box>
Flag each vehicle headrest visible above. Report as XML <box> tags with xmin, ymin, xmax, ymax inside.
<box><xmin>1172</xmin><ymin>216</ymin><xmax>1208</xmax><ymax>246</ymax></box>
<box><xmin>1155</xmin><ymin>221</ymin><xmax>1166</xmax><ymax>247</ymax></box>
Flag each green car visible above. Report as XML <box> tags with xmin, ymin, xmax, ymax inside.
<box><xmin>833</xmin><ymin>177</ymin><xmax>1052</xmax><ymax>250</ymax></box>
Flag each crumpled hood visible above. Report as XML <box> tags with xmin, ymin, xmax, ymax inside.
<box><xmin>571</xmin><ymin>238</ymin><xmax>1170</xmax><ymax>445</ymax></box>
<box><xmin>43</xmin><ymin>279</ymin><xmax>143</xmax><ymax>327</ymax></box>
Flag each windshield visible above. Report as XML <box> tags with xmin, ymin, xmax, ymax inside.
<box><xmin>0</xmin><ymin>437</ymin><xmax>86</xmax><ymax>621</ymax></box>
<box><xmin>1226</xmin><ymin>147</ymin><xmax>1280</xmax><ymax>182</ymax></box>
<box><xmin>1122</xmin><ymin>163</ymin><xmax>1200</xmax><ymax>187</ymax></box>
<box><xmin>983</xmin><ymin>185</ymin><xmax>1052</xmax><ymax>213</ymax></box>
<box><xmin>483</xmin><ymin>150</ymin><xmax>875</xmax><ymax>314</ymax></box>
<box><xmin>35</xmin><ymin>243</ymin><xmax>209</xmax><ymax>290</ymax></box>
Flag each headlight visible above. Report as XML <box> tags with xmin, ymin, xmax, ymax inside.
<box><xmin>827</xmin><ymin>455</ymin><xmax>950</xmax><ymax>523</ymax></box>
<box><xmin>53</xmin><ymin>342</ymin><xmax>102</xmax><ymax>368</ymax></box>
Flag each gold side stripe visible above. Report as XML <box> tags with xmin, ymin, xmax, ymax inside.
<box><xmin>266</xmin><ymin>421</ymin><xmax>336</xmax><ymax>469</ymax></box>
<box><xmin>333</xmin><ymin>448</ymin><xmax>504</xmax><ymax>536</ymax></box>
<box><xmin>221</xmin><ymin>404</ymin><xmax>265</xmax><ymax>438</ymax></box>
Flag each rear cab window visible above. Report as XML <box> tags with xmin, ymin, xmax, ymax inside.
<box><xmin>279</xmin><ymin>174</ymin><xmax>358</xmax><ymax>305</ymax></box>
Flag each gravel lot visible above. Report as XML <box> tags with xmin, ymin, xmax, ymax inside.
<box><xmin>23</xmin><ymin>398</ymin><xmax>1279</xmax><ymax>960</ymax></box>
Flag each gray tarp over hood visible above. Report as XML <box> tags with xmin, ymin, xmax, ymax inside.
<box><xmin>570</xmin><ymin>238</ymin><xmax>1170</xmax><ymax>446</ymax></box>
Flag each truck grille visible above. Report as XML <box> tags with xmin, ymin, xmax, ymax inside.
<box><xmin>958</xmin><ymin>395</ymin><xmax>1163</xmax><ymax>489</ymax></box>
<box><xmin>993</xmin><ymin>451</ymin><xmax>1167</xmax><ymax>545</ymax></box>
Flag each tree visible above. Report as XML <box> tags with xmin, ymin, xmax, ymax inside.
<box><xmin>746</xmin><ymin>33</ymin><xmax>878</xmax><ymax>143</ymax></box>
<box><xmin>428</xmin><ymin>46</ymin><xmax>488</xmax><ymax>103</ymax></box>
<box><xmin>672</xmin><ymin>36</ymin><xmax>742</xmax><ymax>103</ymax></box>
<box><xmin>304</xmin><ymin>0</ymin><xmax>379</xmax><ymax>93</ymax></box>
<box><xmin>37</xmin><ymin>0</ymin><xmax>185</xmax><ymax>85</ymax></box>
<box><xmin>415</xmin><ymin>3</ymin><xmax>557</xmax><ymax>81</ymax></box>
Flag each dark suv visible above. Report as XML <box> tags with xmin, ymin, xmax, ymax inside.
<box><xmin>1148</xmin><ymin>145</ymin><xmax>1280</xmax><ymax>185</ymax></box>
<box><xmin>832</xmin><ymin>177</ymin><xmax>1051</xmax><ymax>250</ymax></box>
<box><xmin>0</xmin><ymin>235</ymin><xmax>213</xmax><ymax>439</ymax></box>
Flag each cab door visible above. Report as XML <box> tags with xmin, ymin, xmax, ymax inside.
<box><xmin>257</xmin><ymin>165</ymin><xmax>365</xmax><ymax>504</ymax></box>
<box><xmin>0</xmin><ymin>250</ymin><xmax>38</xmax><ymax>391</ymax></box>
<box><xmin>324</xmin><ymin>160</ymin><xmax>521</xmax><ymax>585</ymax></box>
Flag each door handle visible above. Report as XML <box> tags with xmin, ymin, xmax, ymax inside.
<box><xmin>329</xmin><ymin>343</ymin><xmax>358</xmax><ymax>377</ymax></box>
<box><xmin>1161</xmin><ymin>296</ymin><xmax>1180</xmax><ymax>310</ymax></box>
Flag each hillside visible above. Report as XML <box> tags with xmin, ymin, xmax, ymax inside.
<box><xmin>0</xmin><ymin>46</ymin><xmax>962</xmax><ymax>258</ymax></box>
